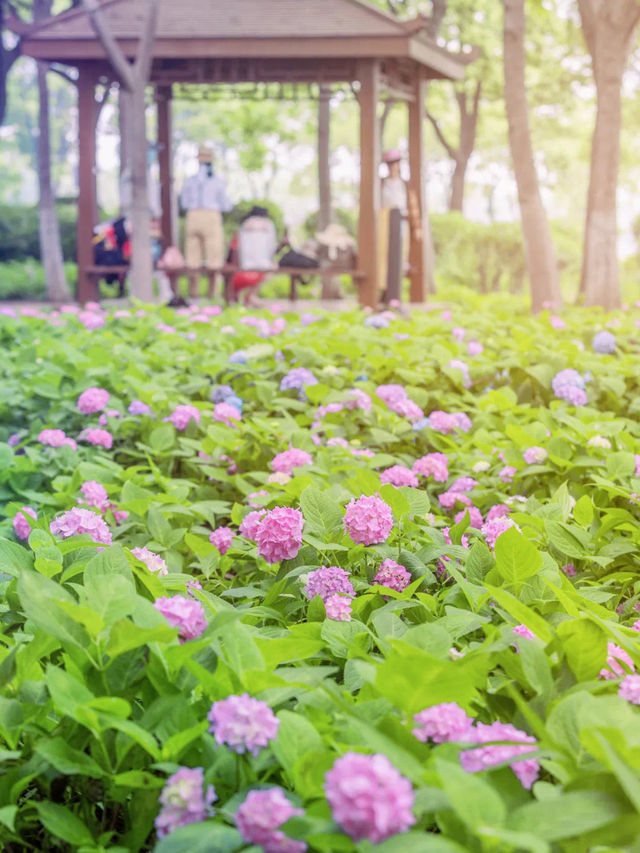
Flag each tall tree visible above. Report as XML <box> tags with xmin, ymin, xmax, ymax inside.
<box><xmin>317</xmin><ymin>84</ymin><xmax>341</xmax><ymax>298</ymax></box>
<box><xmin>82</xmin><ymin>0</ymin><xmax>159</xmax><ymax>301</ymax></box>
<box><xmin>502</xmin><ymin>0</ymin><xmax>561</xmax><ymax>311</ymax></box>
<box><xmin>0</xmin><ymin>0</ymin><xmax>27</xmax><ymax>126</ymax></box>
<box><xmin>577</xmin><ymin>0</ymin><xmax>640</xmax><ymax>309</ymax></box>
<box><xmin>35</xmin><ymin>1</ymin><xmax>70</xmax><ymax>300</ymax></box>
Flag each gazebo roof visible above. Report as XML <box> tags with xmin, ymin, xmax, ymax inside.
<box><xmin>18</xmin><ymin>0</ymin><xmax>464</xmax><ymax>80</ymax></box>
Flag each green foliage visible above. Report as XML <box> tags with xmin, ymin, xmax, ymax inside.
<box><xmin>0</xmin><ymin>290</ymin><xmax>639</xmax><ymax>851</ymax></box>
<box><xmin>0</xmin><ymin>203</ymin><xmax>77</xmax><ymax>263</ymax></box>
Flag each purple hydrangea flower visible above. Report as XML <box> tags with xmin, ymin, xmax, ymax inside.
<box><xmin>304</xmin><ymin>566</ymin><xmax>355</xmax><ymax>601</ymax></box>
<box><xmin>413</xmin><ymin>702</ymin><xmax>474</xmax><ymax>744</ymax></box>
<box><xmin>155</xmin><ymin>767</ymin><xmax>216</xmax><ymax>838</ymax></box>
<box><xmin>208</xmin><ymin>693</ymin><xmax>280</xmax><ymax>756</ymax></box>
<box><xmin>154</xmin><ymin>595</ymin><xmax>207</xmax><ymax>641</ymax></box>
<box><xmin>235</xmin><ymin>788</ymin><xmax>307</xmax><ymax>853</ymax></box>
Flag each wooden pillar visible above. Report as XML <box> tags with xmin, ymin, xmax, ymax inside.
<box><xmin>156</xmin><ymin>84</ymin><xmax>175</xmax><ymax>251</ymax></box>
<box><xmin>408</xmin><ymin>74</ymin><xmax>428</xmax><ymax>302</ymax></box>
<box><xmin>357</xmin><ymin>59</ymin><xmax>381</xmax><ymax>309</ymax></box>
<box><xmin>77</xmin><ymin>64</ymin><xmax>98</xmax><ymax>303</ymax></box>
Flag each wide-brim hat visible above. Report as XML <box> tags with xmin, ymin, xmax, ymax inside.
<box><xmin>382</xmin><ymin>148</ymin><xmax>402</xmax><ymax>164</ymax></box>
<box><xmin>197</xmin><ymin>145</ymin><xmax>213</xmax><ymax>164</ymax></box>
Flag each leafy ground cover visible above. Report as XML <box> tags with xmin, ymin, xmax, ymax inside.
<box><xmin>0</xmin><ymin>292</ymin><xmax>640</xmax><ymax>852</ymax></box>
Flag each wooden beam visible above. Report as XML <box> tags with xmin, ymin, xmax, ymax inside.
<box><xmin>76</xmin><ymin>64</ymin><xmax>98</xmax><ymax>303</ymax></box>
<box><xmin>156</xmin><ymin>84</ymin><xmax>174</xmax><ymax>251</ymax></box>
<box><xmin>408</xmin><ymin>74</ymin><xmax>428</xmax><ymax>301</ymax></box>
<box><xmin>357</xmin><ymin>59</ymin><xmax>381</xmax><ymax>309</ymax></box>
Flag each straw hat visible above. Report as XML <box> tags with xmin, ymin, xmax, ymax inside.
<box><xmin>197</xmin><ymin>145</ymin><xmax>213</xmax><ymax>164</ymax></box>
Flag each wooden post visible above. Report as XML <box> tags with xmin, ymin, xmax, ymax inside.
<box><xmin>357</xmin><ymin>59</ymin><xmax>381</xmax><ymax>309</ymax></box>
<box><xmin>156</xmin><ymin>84</ymin><xmax>174</xmax><ymax>251</ymax></box>
<box><xmin>77</xmin><ymin>64</ymin><xmax>98</xmax><ymax>303</ymax></box>
<box><xmin>408</xmin><ymin>74</ymin><xmax>428</xmax><ymax>302</ymax></box>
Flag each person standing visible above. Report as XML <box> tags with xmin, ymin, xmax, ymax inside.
<box><xmin>180</xmin><ymin>145</ymin><xmax>232</xmax><ymax>297</ymax></box>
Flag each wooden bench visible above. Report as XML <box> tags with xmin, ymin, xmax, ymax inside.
<box><xmin>85</xmin><ymin>264</ymin><xmax>365</xmax><ymax>302</ymax></box>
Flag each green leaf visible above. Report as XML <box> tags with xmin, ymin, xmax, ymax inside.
<box><xmin>370</xmin><ymin>834</ymin><xmax>467</xmax><ymax>852</ymax></box>
<box><xmin>484</xmin><ymin>585</ymin><xmax>553</xmax><ymax>643</ymax></box>
<box><xmin>546</xmin><ymin>521</ymin><xmax>589</xmax><ymax>558</ymax></box>
<box><xmin>34</xmin><ymin>802</ymin><xmax>94</xmax><ymax>847</ymax></box>
<box><xmin>573</xmin><ymin>495</ymin><xmax>594</xmax><ymax>527</ymax></box>
<box><xmin>0</xmin><ymin>806</ymin><xmax>17</xmax><ymax>832</ymax></box>
<box><xmin>590</xmin><ymin>732</ymin><xmax>640</xmax><ymax>813</ymax></box>
<box><xmin>299</xmin><ymin>487</ymin><xmax>344</xmax><ymax>540</ymax></box>
<box><xmin>272</xmin><ymin>710</ymin><xmax>324</xmax><ymax>777</ymax></box>
<box><xmin>556</xmin><ymin>619</ymin><xmax>607</xmax><ymax>681</ymax></box>
<box><xmin>0</xmin><ymin>536</ymin><xmax>33</xmax><ymax>577</ymax></box>
<box><xmin>606</xmin><ymin>451</ymin><xmax>635</xmax><ymax>480</ymax></box>
<box><xmin>35</xmin><ymin>737</ymin><xmax>104</xmax><ymax>777</ymax></box>
<box><xmin>436</xmin><ymin>758</ymin><xmax>506</xmax><ymax>829</ymax></box>
<box><xmin>508</xmin><ymin>791</ymin><xmax>622</xmax><ymax>841</ymax></box>
<box><xmin>493</xmin><ymin>527</ymin><xmax>542</xmax><ymax>584</ymax></box>
<box><xmin>149</xmin><ymin>424</ymin><xmax>175</xmax><ymax>452</ymax></box>
<box><xmin>379</xmin><ymin>484</ymin><xmax>410</xmax><ymax>518</ymax></box>
<box><xmin>154</xmin><ymin>822</ymin><xmax>243</xmax><ymax>853</ymax></box>
<box><xmin>18</xmin><ymin>570</ymin><xmax>90</xmax><ymax>649</ymax></box>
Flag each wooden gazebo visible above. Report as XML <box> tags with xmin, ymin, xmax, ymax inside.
<box><xmin>19</xmin><ymin>0</ymin><xmax>464</xmax><ymax>306</ymax></box>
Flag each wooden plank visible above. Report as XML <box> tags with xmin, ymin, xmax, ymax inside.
<box><xmin>357</xmin><ymin>58</ymin><xmax>381</xmax><ymax>309</ymax></box>
<box><xmin>155</xmin><ymin>84</ymin><xmax>175</xmax><ymax>251</ymax></box>
<box><xmin>76</xmin><ymin>64</ymin><xmax>98</xmax><ymax>304</ymax></box>
<box><xmin>408</xmin><ymin>73</ymin><xmax>428</xmax><ymax>302</ymax></box>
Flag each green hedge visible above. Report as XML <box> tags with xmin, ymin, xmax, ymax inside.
<box><xmin>0</xmin><ymin>203</ymin><xmax>78</xmax><ymax>263</ymax></box>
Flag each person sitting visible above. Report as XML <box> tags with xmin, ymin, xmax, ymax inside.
<box><xmin>227</xmin><ymin>206</ymin><xmax>277</xmax><ymax>305</ymax></box>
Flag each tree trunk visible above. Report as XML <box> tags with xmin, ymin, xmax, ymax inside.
<box><xmin>37</xmin><ymin>60</ymin><xmax>70</xmax><ymax>301</ymax></box>
<box><xmin>577</xmin><ymin>0</ymin><xmax>640</xmax><ymax>309</ymax></box>
<box><xmin>449</xmin><ymin>83</ymin><xmax>481</xmax><ymax>213</ymax></box>
<box><xmin>128</xmin><ymin>84</ymin><xmax>153</xmax><ymax>301</ymax></box>
<box><xmin>502</xmin><ymin>0</ymin><xmax>561</xmax><ymax>312</ymax></box>
<box><xmin>318</xmin><ymin>83</ymin><xmax>340</xmax><ymax>299</ymax></box>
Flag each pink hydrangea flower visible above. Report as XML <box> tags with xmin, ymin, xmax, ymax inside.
<box><xmin>325</xmin><ymin>594</ymin><xmax>353</xmax><ymax>621</ymax></box>
<box><xmin>438</xmin><ymin>490</ymin><xmax>471</xmax><ymax>510</ymax></box>
<box><xmin>50</xmin><ymin>507</ymin><xmax>112</xmax><ymax>544</ymax></box>
<box><xmin>523</xmin><ymin>446</ymin><xmax>547</xmax><ymax>465</ymax></box>
<box><xmin>468</xmin><ymin>340</ymin><xmax>483</xmax><ymax>356</ymax></box>
<box><xmin>80</xmin><ymin>480</ymin><xmax>109</xmax><ymax>512</ymax></box>
<box><xmin>452</xmin><ymin>412</ymin><xmax>472</xmax><ymax>432</ymax></box>
<box><xmin>256</xmin><ymin>507</ymin><xmax>304</xmax><ymax>563</ymax></box>
<box><xmin>344</xmin><ymin>494</ymin><xmax>393</xmax><ymax>546</ymax></box>
<box><xmin>481</xmin><ymin>516</ymin><xmax>516</xmax><ymax>549</ymax></box>
<box><xmin>187</xmin><ymin>579</ymin><xmax>203</xmax><ymax>597</ymax></box>
<box><xmin>380</xmin><ymin>465</ymin><xmax>418</xmax><ymax>488</ymax></box>
<box><xmin>562</xmin><ymin>562</ymin><xmax>577</xmax><ymax>577</ymax></box>
<box><xmin>599</xmin><ymin>642</ymin><xmax>635</xmax><ymax>680</ymax></box>
<box><xmin>376</xmin><ymin>384</ymin><xmax>407</xmax><ymax>406</ymax></box>
<box><xmin>13</xmin><ymin>507</ymin><xmax>36</xmax><ymax>540</ymax></box>
<box><xmin>390</xmin><ymin>398</ymin><xmax>424</xmax><ymax>422</ymax></box>
<box><xmin>154</xmin><ymin>595</ymin><xmax>207</xmax><ymax>641</ymax></box>
<box><xmin>513</xmin><ymin>624</ymin><xmax>535</xmax><ymax>640</ymax></box>
<box><xmin>500</xmin><ymin>465</ymin><xmax>517</xmax><ymax>483</ymax></box>
<box><xmin>268</xmin><ymin>471</ymin><xmax>292</xmax><ymax>485</ymax></box>
<box><xmin>38</xmin><ymin>429</ymin><xmax>77</xmax><ymax>450</ymax></box>
<box><xmin>208</xmin><ymin>693</ymin><xmax>280</xmax><ymax>756</ymax></box>
<box><xmin>327</xmin><ymin>437</ymin><xmax>349</xmax><ymax>449</ymax></box>
<box><xmin>454</xmin><ymin>506</ymin><xmax>483</xmax><ymax>529</ymax></box>
<box><xmin>452</xmin><ymin>326</ymin><xmax>466</xmax><ymax>341</ymax></box>
<box><xmin>239</xmin><ymin>510</ymin><xmax>266</xmax><ymax>540</ymax></box>
<box><xmin>619</xmin><ymin>674</ymin><xmax>640</xmax><ymax>704</ymax></box>
<box><xmin>77</xmin><ymin>387</ymin><xmax>110</xmax><ymax>414</ymax></box>
<box><xmin>209</xmin><ymin>526</ymin><xmax>233</xmax><ymax>554</ymax></box>
<box><xmin>248</xmin><ymin>490</ymin><xmax>269</xmax><ymax>508</ymax></box>
<box><xmin>450</xmin><ymin>477</ymin><xmax>477</xmax><ymax>494</ymax></box>
<box><xmin>635</xmin><ymin>454</ymin><xmax>640</xmax><ymax>478</ymax></box>
<box><xmin>304</xmin><ymin>566</ymin><xmax>354</xmax><ymax>601</ymax></box>
<box><xmin>235</xmin><ymin>788</ymin><xmax>306</xmax><ymax>853</ymax></box>
<box><xmin>460</xmin><ymin>721</ymin><xmax>539</xmax><ymax>789</ymax></box>
<box><xmin>166</xmin><ymin>405</ymin><xmax>200</xmax><ymax>431</ymax></box>
<box><xmin>373</xmin><ymin>558</ymin><xmax>411</xmax><ymax>592</ymax></box>
<box><xmin>213</xmin><ymin>402</ymin><xmax>242</xmax><ymax>427</ymax></box>
<box><xmin>131</xmin><ymin>546</ymin><xmax>168</xmax><ymax>576</ymax></box>
<box><xmin>79</xmin><ymin>428</ymin><xmax>113</xmax><ymax>449</ymax></box>
<box><xmin>155</xmin><ymin>767</ymin><xmax>216</xmax><ymax>838</ymax></box>
<box><xmin>78</xmin><ymin>311</ymin><xmax>105</xmax><ymax>330</ymax></box>
<box><xmin>324</xmin><ymin>752</ymin><xmax>415</xmax><ymax>843</ymax></box>
<box><xmin>486</xmin><ymin>504</ymin><xmax>511</xmax><ymax>522</ymax></box>
<box><xmin>413</xmin><ymin>452</ymin><xmax>449</xmax><ymax>482</ymax></box>
<box><xmin>271</xmin><ymin>448</ymin><xmax>313</xmax><ymax>475</ymax></box>
<box><xmin>413</xmin><ymin>703</ymin><xmax>474</xmax><ymax>744</ymax></box>
<box><xmin>344</xmin><ymin>389</ymin><xmax>372</xmax><ymax>411</ymax></box>
<box><xmin>632</xmin><ymin>619</ymin><xmax>640</xmax><ymax>632</ymax></box>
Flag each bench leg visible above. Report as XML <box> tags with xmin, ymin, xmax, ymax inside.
<box><xmin>188</xmin><ymin>271</ymin><xmax>199</xmax><ymax>299</ymax></box>
<box><xmin>207</xmin><ymin>272</ymin><xmax>217</xmax><ymax>299</ymax></box>
<box><xmin>290</xmin><ymin>275</ymin><xmax>299</xmax><ymax>301</ymax></box>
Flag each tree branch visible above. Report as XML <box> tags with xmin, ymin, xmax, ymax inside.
<box><xmin>81</xmin><ymin>0</ymin><xmax>134</xmax><ymax>90</ymax></box>
<box><xmin>426</xmin><ymin>0</ymin><xmax>447</xmax><ymax>39</ymax></box>
<box><xmin>425</xmin><ymin>109</ymin><xmax>457</xmax><ymax>160</ymax></box>
<box><xmin>133</xmin><ymin>0</ymin><xmax>159</xmax><ymax>84</ymax></box>
<box><xmin>48</xmin><ymin>64</ymin><xmax>77</xmax><ymax>86</ymax></box>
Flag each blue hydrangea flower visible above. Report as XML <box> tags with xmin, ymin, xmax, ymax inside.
<box><xmin>592</xmin><ymin>330</ymin><xmax>616</xmax><ymax>354</ymax></box>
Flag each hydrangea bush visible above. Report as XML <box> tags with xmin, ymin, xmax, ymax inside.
<box><xmin>0</xmin><ymin>292</ymin><xmax>639</xmax><ymax>850</ymax></box>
